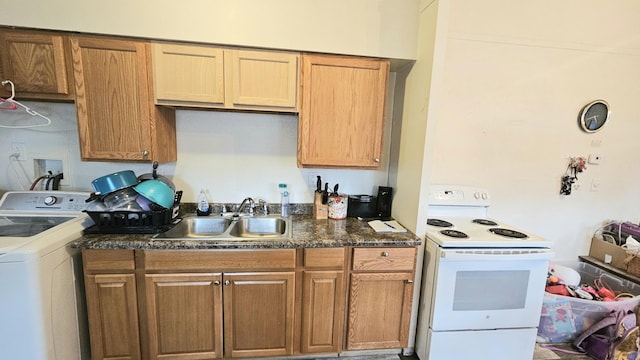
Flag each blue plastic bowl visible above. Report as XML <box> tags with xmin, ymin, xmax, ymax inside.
<box><xmin>133</xmin><ymin>179</ymin><xmax>175</xmax><ymax>209</ymax></box>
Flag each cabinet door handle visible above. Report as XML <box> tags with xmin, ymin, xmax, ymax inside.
<box><xmin>406</xmin><ymin>279</ymin><xmax>414</xmax><ymax>284</ymax></box>
<box><xmin>381</xmin><ymin>251</ymin><xmax>389</xmax><ymax>257</ymax></box>
<box><xmin>224</xmin><ymin>280</ymin><xmax>230</xmax><ymax>286</ymax></box>
<box><xmin>374</xmin><ymin>158</ymin><xmax>380</xmax><ymax>163</ymax></box>
<box><xmin>213</xmin><ymin>280</ymin><xmax>220</xmax><ymax>286</ymax></box>
<box><xmin>141</xmin><ymin>150</ymin><xmax>149</xmax><ymax>158</ymax></box>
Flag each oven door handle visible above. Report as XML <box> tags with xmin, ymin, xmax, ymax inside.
<box><xmin>440</xmin><ymin>250</ymin><xmax>554</xmax><ymax>261</ymax></box>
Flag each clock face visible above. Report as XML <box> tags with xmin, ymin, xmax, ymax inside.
<box><xmin>579</xmin><ymin>100</ymin><xmax>609</xmax><ymax>133</ymax></box>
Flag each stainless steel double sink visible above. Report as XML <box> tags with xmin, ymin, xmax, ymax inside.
<box><xmin>153</xmin><ymin>214</ymin><xmax>291</xmax><ymax>241</ymax></box>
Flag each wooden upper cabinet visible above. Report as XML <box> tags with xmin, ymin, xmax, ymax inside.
<box><xmin>0</xmin><ymin>28</ymin><xmax>74</xmax><ymax>100</ymax></box>
<box><xmin>298</xmin><ymin>54</ymin><xmax>389</xmax><ymax>169</ymax></box>
<box><xmin>225</xmin><ymin>49</ymin><xmax>298</xmax><ymax>110</ymax></box>
<box><xmin>152</xmin><ymin>43</ymin><xmax>225</xmax><ymax>106</ymax></box>
<box><xmin>152</xmin><ymin>42</ymin><xmax>299</xmax><ymax>112</ymax></box>
<box><xmin>70</xmin><ymin>35</ymin><xmax>176</xmax><ymax>162</ymax></box>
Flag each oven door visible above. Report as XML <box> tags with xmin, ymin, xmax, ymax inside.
<box><xmin>430</xmin><ymin>248</ymin><xmax>553</xmax><ymax>331</ymax></box>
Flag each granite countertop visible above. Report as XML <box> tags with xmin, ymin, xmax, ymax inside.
<box><xmin>75</xmin><ymin>214</ymin><xmax>422</xmax><ymax>250</ymax></box>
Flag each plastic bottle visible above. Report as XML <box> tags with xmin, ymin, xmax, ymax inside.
<box><xmin>279</xmin><ymin>183</ymin><xmax>289</xmax><ymax>217</ymax></box>
<box><xmin>196</xmin><ymin>189</ymin><xmax>211</xmax><ymax>216</ymax></box>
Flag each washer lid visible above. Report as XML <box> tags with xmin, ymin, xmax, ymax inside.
<box><xmin>0</xmin><ymin>215</ymin><xmax>75</xmax><ymax>237</ymax></box>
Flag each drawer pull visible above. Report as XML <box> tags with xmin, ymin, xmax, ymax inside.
<box><xmin>381</xmin><ymin>252</ymin><xmax>390</xmax><ymax>257</ymax></box>
<box><xmin>213</xmin><ymin>280</ymin><xmax>220</xmax><ymax>286</ymax></box>
<box><xmin>224</xmin><ymin>280</ymin><xmax>230</xmax><ymax>286</ymax></box>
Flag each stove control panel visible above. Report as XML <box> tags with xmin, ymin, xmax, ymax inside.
<box><xmin>0</xmin><ymin>191</ymin><xmax>89</xmax><ymax>212</ymax></box>
<box><xmin>428</xmin><ymin>185</ymin><xmax>490</xmax><ymax>207</ymax></box>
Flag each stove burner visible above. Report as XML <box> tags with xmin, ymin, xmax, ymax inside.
<box><xmin>440</xmin><ymin>229</ymin><xmax>469</xmax><ymax>238</ymax></box>
<box><xmin>427</xmin><ymin>219</ymin><xmax>453</xmax><ymax>228</ymax></box>
<box><xmin>489</xmin><ymin>228</ymin><xmax>528</xmax><ymax>239</ymax></box>
<box><xmin>472</xmin><ymin>219</ymin><xmax>498</xmax><ymax>226</ymax></box>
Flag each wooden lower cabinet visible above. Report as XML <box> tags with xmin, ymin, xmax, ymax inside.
<box><xmin>223</xmin><ymin>272</ymin><xmax>295</xmax><ymax>358</ymax></box>
<box><xmin>144</xmin><ymin>273</ymin><xmax>224</xmax><ymax>359</ymax></box>
<box><xmin>346</xmin><ymin>247</ymin><xmax>417</xmax><ymax>351</ymax></box>
<box><xmin>83</xmin><ymin>250</ymin><xmax>141</xmax><ymax>360</ymax></box>
<box><xmin>83</xmin><ymin>246</ymin><xmax>416</xmax><ymax>359</ymax></box>
<box><xmin>301</xmin><ymin>270</ymin><xmax>344</xmax><ymax>353</ymax></box>
<box><xmin>300</xmin><ymin>247</ymin><xmax>346</xmax><ymax>354</ymax></box>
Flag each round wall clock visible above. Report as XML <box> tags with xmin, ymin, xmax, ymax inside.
<box><xmin>578</xmin><ymin>100</ymin><xmax>610</xmax><ymax>133</ymax></box>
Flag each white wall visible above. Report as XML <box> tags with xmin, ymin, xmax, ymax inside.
<box><xmin>0</xmin><ymin>0</ymin><xmax>418</xmax><ymax>60</ymax></box>
<box><xmin>423</xmin><ymin>0</ymin><xmax>640</xmax><ymax>261</ymax></box>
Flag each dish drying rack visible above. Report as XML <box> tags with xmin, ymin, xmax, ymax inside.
<box><xmin>84</xmin><ymin>191</ymin><xmax>183</xmax><ymax>234</ymax></box>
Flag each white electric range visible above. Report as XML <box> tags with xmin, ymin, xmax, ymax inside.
<box><xmin>415</xmin><ymin>185</ymin><xmax>554</xmax><ymax>360</ymax></box>
<box><xmin>0</xmin><ymin>191</ymin><xmax>94</xmax><ymax>360</ymax></box>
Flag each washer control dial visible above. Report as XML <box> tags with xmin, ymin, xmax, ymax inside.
<box><xmin>44</xmin><ymin>196</ymin><xmax>58</xmax><ymax>206</ymax></box>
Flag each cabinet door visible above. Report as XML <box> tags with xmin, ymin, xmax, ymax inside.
<box><xmin>85</xmin><ymin>274</ymin><xmax>141</xmax><ymax>360</ymax></box>
<box><xmin>152</xmin><ymin>42</ymin><xmax>225</xmax><ymax>107</ymax></box>
<box><xmin>0</xmin><ymin>29</ymin><xmax>74</xmax><ymax>100</ymax></box>
<box><xmin>298</xmin><ymin>54</ymin><xmax>389</xmax><ymax>169</ymax></box>
<box><xmin>144</xmin><ymin>273</ymin><xmax>223</xmax><ymax>360</ymax></box>
<box><xmin>223</xmin><ymin>272</ymin><xmax>295</xmax><ymax>358</ymax></box>
<box><xmin>346</xmin><ymin>272</ymin><xmax>414</xmax><ymax>350</ymax></box>
<box><xmin>70</xmin><ymin>36</ymin><xmax>176</xmax><ymax>162</ymax></box>
<box><xmin>301</xmin><ymin>270</ymin><xmax>344</xmax><ymax>354</ymax></box>
<box><xmin>226</xmin><ymin>49</ymin><xmax>298</xmax><ymax>111</ymax></box>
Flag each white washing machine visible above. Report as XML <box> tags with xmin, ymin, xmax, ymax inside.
<box><xmin>0</xmin><ymin>191</ymin><xmax>93</xmax><ymax>360</ymax></box>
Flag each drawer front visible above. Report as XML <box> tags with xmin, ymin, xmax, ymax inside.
<box><xmin>304</xmin><ymin>248</ymin><xmax>345</xmax><ymax>268</ymax></box>
<box><xmin>141</xmin><ymin>249</ymin><xmax>296</xmax><ymax>271</ymax></box>
<box><xmin>83</xmin><ymin>249</ymin><xmax>135</xmax><ymax>273</ymax></box>
<box><xmin>351</xmin><ymin>247</ymin><xmax>416</xmax><ymax>272</ymax></box>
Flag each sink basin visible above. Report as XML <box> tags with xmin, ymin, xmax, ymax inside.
<box><xmin>228</xmin><ymin>217</ymin><xmax>287</xmax><ymax>238</ymax></box>
<box><xmin>153</xmin><ymin>215</ymin><xmax>291</xmax><ymax>240</ymax></box>
<box><xmin>155</xmin><ymin>217</ymin><xmax>232</xmax><ymax>239</ymax></box>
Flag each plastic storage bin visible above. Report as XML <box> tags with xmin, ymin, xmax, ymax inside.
<box><xmin>537</xmin><ymin>261</ymin><xmax>640</xmax><ymax>343</ymax></box>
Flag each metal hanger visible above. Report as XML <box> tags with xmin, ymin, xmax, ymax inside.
<box><xmin>0</xmin><ymin>80</ymin><xmax>52</xmax><ymax>128</ymax></box>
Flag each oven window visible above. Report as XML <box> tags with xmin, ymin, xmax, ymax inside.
<box><xmin>452</xmin><ymin>270</ymin><xmax>529</xmax><ymax>311</ymax></box>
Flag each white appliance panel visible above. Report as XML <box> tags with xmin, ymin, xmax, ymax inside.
<box><xmin>0</xmin><ymin>191</ymin><xmax>91</xmax><ymax>360</ymax></box>
<box><xmin>430</xmin><ymin>245</ymin><xmax>552</xmax><ymax>331</ymax></box>
<box><xmin>420</xmin><ymin>327</ymin><xmax>538</xmax><ymax>360</ymax></box>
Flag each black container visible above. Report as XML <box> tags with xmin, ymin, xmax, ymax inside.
<box><xmin>376</xmin><ymin>186</ymin><xmax>393</xmax><ymax>219</ymax></box>
<box><xmin>347</xmin><ymin>195</ymin><xmax>378</xmax><ymax>218</ymax></box>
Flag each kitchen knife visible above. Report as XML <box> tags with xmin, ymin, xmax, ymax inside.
<box><xmin>322</xmin><ymin>183</ymin><xmax>329</xmax><ymax>204</ymax></box>
<box><xmin>332</xmin><ymin>184</ymin><xmax>339</xmax><ymax>196</ymax></box>
<box><xmin>316</xmin><ymin>175</ymin><xmax>322</xmax><ymax>193</ymax></box>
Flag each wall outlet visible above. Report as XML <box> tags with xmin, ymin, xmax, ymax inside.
<box><xmin>307</xmin><ymin>172</ymin><xmax>320</xmax><ymax>189</ymax></box>
<box><xmin>11</xmin><ymin>142</ymin><xmax>26</xmax><ymax>161</ymax></box>
<box><xmin>588</xmin><ymin>154</ymin><xmax>602</xmax><ymax>165</ymax></box>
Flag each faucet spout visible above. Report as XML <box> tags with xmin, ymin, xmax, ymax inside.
<box><xmin>236</xmin><ymin>197</ymin><xmax>255</xmax><ymax>216</ymax></box>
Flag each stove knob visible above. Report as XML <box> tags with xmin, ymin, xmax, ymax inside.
<box><xmin>44</xmin><ymin>196</ymin><xmax>57</xmax><ymax>206</ymax></box>
<box><xmin>481</xmin><ymin>193</ymin><xmax>488</xmax><ymax>200</ymax></box>
<box><xmin>474</xmin><ymin>192</ymin><xmax>481</xmax><ymax>199</ymax></box>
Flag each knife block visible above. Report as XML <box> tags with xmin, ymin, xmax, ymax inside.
<box><xmin>313</xmin><ymin>193</ymin><xmax>328</xmax><ymax>219</ymax></box>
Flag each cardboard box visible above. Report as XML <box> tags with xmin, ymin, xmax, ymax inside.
<box><xmin>589</xmin><ymin>237</ymin><xmax>628</xmax><ymax>270</ymax></box>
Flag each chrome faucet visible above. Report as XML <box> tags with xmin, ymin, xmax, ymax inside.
<box><xmin>257</xmin><ymin>199</ymin><xmax>268</xmax><ymax>216</ymax></box>
<box><xmin>236</xmin><ymin>197</ymin><xmax>255</xmax><ymax>216</ymax></box>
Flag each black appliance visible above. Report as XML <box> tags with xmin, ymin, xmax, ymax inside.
<box><xmin>376</xmin><ymin>186</ymin><xmax>393</xmax><ymax>219</ymax></box>
<box><xmin>347</xmin><ymin>195</ymin><xmax>377</xmax><ymax>218</ymax></box>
